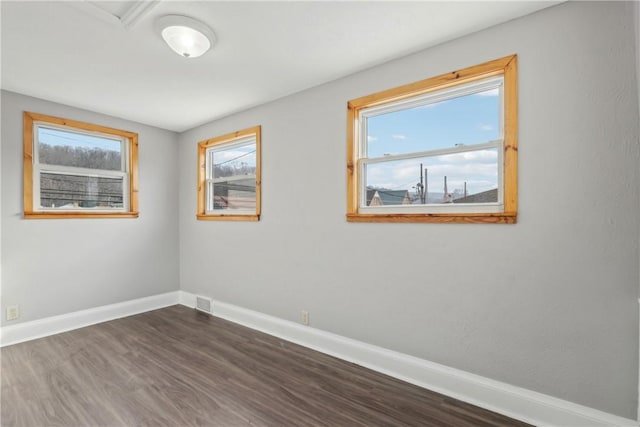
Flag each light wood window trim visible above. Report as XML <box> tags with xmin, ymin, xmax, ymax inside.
<box><xmin>23</xmin><ymin>112</ymin><xmax>139</xmax><ymax>219</ymax></box>
<box><xmin>196</xmin><ymin>126</ymin><xmax>261</xmax><ymax>221</ymax></box>
<box><xmin>347</xmin><ymin>55</ymin><xmax>518</xmax><ymax>224</ymax></box>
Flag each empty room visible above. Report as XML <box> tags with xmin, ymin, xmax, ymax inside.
<box><xmin>2</xmin><ymin>1</ymin><xmax>640</xmax><ymax>426</ymax></box>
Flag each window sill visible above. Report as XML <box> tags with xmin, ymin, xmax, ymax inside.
<box><xmin>196</xmin><ymin>214</ymin><xmax>260</xmax><ymax>222</ymax></box>
<box><xmin>346</xmin><ymin>212</ymin><xmax>517</xmax><ymax>224</ymax></box>
<box><xmin>24</xmin><ymin>211</ymin><xmax>139</xmax><ymax>219</ymax></box>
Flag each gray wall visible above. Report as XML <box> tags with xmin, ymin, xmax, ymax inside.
<box><xmin>178</xmin><ymin>2</ymin><xmax>640</xmax><ymax>418</ymax></box>
<box><xmin>1</xmin><ymin>91</ymin><xmax>180</xmax><ymax>326</ymax></box>
<box><xmin>634</xmin><ymin>2</ymin><xmax>640</xmax><ymax>419</ymax></box>
<box><xmin>0</xmin><ymin>6</ymin><xmax>3</xmax><ymax>331</ymax></box>
<box><xmin>636</xmin><ymin>1</ymin><xmax>640</xmax><ymax>124</ymax></box>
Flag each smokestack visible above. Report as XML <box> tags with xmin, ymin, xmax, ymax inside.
<box><xmin>443</xmin><ymin>176</ymin><xmax>448</xmax><ymax>202</ymax></box>
<box><xmin>424</xmin><ymin>168</ymin><xmax>428</xmax><ymax>204</ymax></box>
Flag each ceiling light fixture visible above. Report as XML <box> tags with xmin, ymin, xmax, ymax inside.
<box><xmin>156</xmin><ymin>15</ymin><xmax>216</xmax><ymax>59</ymax></box>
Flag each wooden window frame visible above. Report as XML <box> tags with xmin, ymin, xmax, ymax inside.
<box><xmin>23</xmin><ymin>112</ymin><xmax>139</xmax><ymax>219</ymax></box>
<box><xmin>347</xmin><ymin>55</ymin><xmax>518</xmax><ymax>224</ymax></box>
<box><xmin>196</xmin><ymin>126</ymin><xmax>261</xmax><ymax>221</ymax></box>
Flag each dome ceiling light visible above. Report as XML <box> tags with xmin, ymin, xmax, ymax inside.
<box><xmin>156</xmin><ymin>15</ymin><xmax>216</xmax><ymax>59</ymax></box>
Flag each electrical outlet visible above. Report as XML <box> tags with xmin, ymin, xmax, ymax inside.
<box><xmin>6</xmin><ymin>305</ymin><xmax>19</xmax><ymax>321</ymax></box>
<box><xmin>301</xmin><ymin>310</ymin><xmax>309</xmax><ymax>326</ymax></box>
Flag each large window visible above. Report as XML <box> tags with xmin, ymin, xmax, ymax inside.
<box><xmin>23</xmin><ymin>112</ymin><xmax>139</xmax><ymax>219</ymax></box>
<box><xmin>347</xmin><ymin>55</ymin><xmax>517</xmax><ymax>223</ymax></box>
<box><xmin>197</xmin><ymin>126</ymin><xmax>261</xmax><ymax>221</ymax></box>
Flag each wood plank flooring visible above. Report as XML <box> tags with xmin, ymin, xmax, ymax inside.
<box><xmin>1</xmin><ymin>305</ymin><xmax>532</xmax><ymax>426</ymax></box>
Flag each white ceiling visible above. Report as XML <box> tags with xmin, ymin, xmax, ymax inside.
<box><xmin>1</xmin><ymin>1</ymin><xmax>560</xmax><ymax>133</ymax></box>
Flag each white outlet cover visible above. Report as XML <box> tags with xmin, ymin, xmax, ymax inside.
<box><xmin>6</xmin><ymin>305</ymin><xmax>19</xmax><ymax>321</ymax></box>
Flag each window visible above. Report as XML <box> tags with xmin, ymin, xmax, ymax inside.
<box><xmin>197</xmin><ymin>126</ymin><xmax>261</xmax><ymax>221</ymax></box>
<box><xmin>23</xmin><ymin>112</ymin><xmax>139</xmax><ymax>219</ymax></box>
<box><xmin>347</xmin><ymin>55</ymin><xmax>517</xmax><ymax>223</ymax></box>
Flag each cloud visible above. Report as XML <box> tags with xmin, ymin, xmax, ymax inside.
<box><xmin>366</xmin><ymin>165</ymin><xmax>498</xmax><ymax>194</ymax></box>
<box><xmin>480</xmin><ymin>124</ymin><xmax>493</xmax><ymax>131</ymax></box>
<box><xmin>367</xmin><ymin>136</ymin><xmax>377</xmax><ymax>142</ymax></box>
<box><xmin>423</xmin><ymin>163</ymin><xmax>498</xmax><ymax>178</ymax></box>
<box><xmin>445</xmin><ymin>179</ymin><xmax>497</xmax><ymax>194</ymax></box>
<box><xmin>475</xmin><ymin>88</ymin><xmax>499</xmax><ymax>97</ymax></box>
<box><xmin>447</xmin><ymin>178</ymin><xmax>495</xmax><ymax>188</ymax></box>
<box><xmin>365</xmin><ymin>162</ymin><xmax>417</xmax><ymax>189</ymax></box>
<box><xmin>391</xmin><ymin>134</ymin><xmax>407</xmax><ymax>140</ymax></box>
<box><xmin>365</xmin><ymin>154</ymin><xmax>498</xmax><ymax>192</ymax></box>
<box><xmin>437</xmin><ymin>149</ymin><xmax>498</xmax><ymax>164</ymax></box>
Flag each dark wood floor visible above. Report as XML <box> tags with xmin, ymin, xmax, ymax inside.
<box><xmin>1</xmin><ymin>305</ymin><xmax>532</xmax><ymax>426</ymax></box>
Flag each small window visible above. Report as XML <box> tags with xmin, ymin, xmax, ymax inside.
<box><xmin>347</xmin><ymin>55</ymin><xmax>518</xmax><ymax>223</ymax></box>
<box><xmin>23</xmin><ymin>112</ymin><xmax>139</xmax><ymax>219</ymax></box>
<box><xmin>197</xmin><ymin>126</ymin><xmax>261</xmax><ymax>221</ymax></box>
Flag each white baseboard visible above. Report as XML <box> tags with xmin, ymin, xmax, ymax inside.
<box><xmin>0</xmin><ymin>291</ymin><xmax>180</xmax><ymax>347</ymax></box>
<box><xmin>178</xmin><ymin>291</ymin><xmax>638</xmax><ymax>427</ymax></box>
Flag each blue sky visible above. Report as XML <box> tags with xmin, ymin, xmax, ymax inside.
<box><xmin>365</xmin><ymin>87</ymin><xmax>501</xmax><ymax>197</ymax></box>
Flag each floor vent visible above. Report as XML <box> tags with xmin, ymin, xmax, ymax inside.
<box><xmin>195</xmin><ymin>296</ymin><xmax>212</xmax><ymax>314</ymax></box>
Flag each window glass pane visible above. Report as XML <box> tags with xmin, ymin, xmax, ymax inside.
<box><xmin>212</xmin><ymin>178</ymin><xmax>257</xmax><ymax>211</ymax></box>
<box><xmin>37</xmin><ymin>126</ymin><xmax>123</xmax><ymax>171</ymax></box>
<box><xmin>40</xmin><ymin>173</ymin><xmax>124</xmax><ymax>209</ymax></box>
<box><xmin>211</xmin><ymin>142</ymin><xmax>256</xmax><ymax>178</ymax></box>
<box><xmin>363</xmin><ymin>147</ymin><xmax>499</xmax><ymax>206</ymax></box>
<box><xmin>365</xmin><ymin>87</ymin><xmax>500</xmax><ymax>158</ymax></box>
<box><xmin>208</xmin><ymin>140</ymin><xmax>257</xmax><ymax>212</ymax></box>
